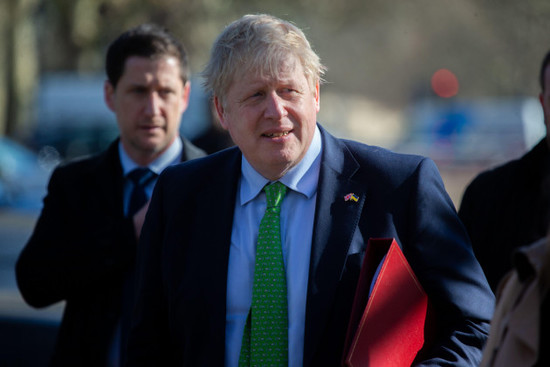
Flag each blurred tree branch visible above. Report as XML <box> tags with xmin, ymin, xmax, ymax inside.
<box><xmin>2</xmin><ymin>0</ymin><xmax>550</xmax><ymax>141</ymax></box>
<box><xmin>0</xmin><ymin>0</ymin><xmax>40</xmax><ymax>139</ymax></box>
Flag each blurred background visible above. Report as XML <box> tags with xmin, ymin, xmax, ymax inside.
<box><xmin>1</xmin><ymin>0</ymin><xmax>550</xmax><ymax>365</ymax></box>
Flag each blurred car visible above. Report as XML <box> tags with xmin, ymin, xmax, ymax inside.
<box><xmin>393</xmin><ymin>96</ymin><xmax>546</xmax><ymax>167</ymax></box>
<box><xmin>0</xmin><ymin>136</ymin><xmax>55</xmax><ymax>212</ymax></box>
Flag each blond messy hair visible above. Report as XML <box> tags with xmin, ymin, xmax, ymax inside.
<box><xmin>202</xmin><ymin>14</ymin><xmax>326</xmax><ymax>106</ymax></box>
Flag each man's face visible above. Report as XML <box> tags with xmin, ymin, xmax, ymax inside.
<box><xmin>214</xmin><ymin>56</ymin><xmax>320</xmax><ymax>180</ymax></box>
<box><xmin>105</xmin><ymin>55</ymin><xmax>189</xmax><ymax>163</ymax></box>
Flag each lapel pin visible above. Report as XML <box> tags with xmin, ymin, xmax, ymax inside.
<box><xmin>344</xmin><ymin>193</ymin><xmax>359</xmax><ymax>202</ymax></box>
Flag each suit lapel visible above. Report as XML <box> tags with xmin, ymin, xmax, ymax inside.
<box><xmin>303</xmin><ymin>128</ymin><xmax>367</xmax><ymax>365</ymax></box>
<box><xmin>192</xmin><ymin>149</ymin><xmax>241</xmax><ymax>359</ymax></box>
<box><xmin>94</xmin><ymin>140</ymin><xmax>125</xmax><ymax>217</ymax></box>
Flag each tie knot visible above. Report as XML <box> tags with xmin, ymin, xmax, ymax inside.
<box><xmin>264</xmin><ymin>181</ymin><xmax>287</xmax><ymax>209</ymax></box>
<box><xmin>127</xmin><ymin>167</ymin><xmax>157</xmax><ymax>187</ymax></box>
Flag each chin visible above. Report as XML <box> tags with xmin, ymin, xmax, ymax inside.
<box><xmin>277</xmin><ymin>146</ymin><xmax>302</xmax><ymax>163</ymax></box>
<box><xmin>139</xmin><ymin>140</ymin><xmax>165</xmax><ymax>154</ymax></box>
<box><xmin>269</xmin><ymin>154</ymin><xmax>299</xmax><ymax>170</ymax></box>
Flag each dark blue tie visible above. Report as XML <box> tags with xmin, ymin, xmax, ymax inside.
<box><xmin>126</xmin><ymin>168</ymin><xmax>157</xmax><ymax>217</ymax></box>
<box><xmin>117</xmin><ymin>167</ymin><xmax>157</xmax><ymax>366</ymax></box>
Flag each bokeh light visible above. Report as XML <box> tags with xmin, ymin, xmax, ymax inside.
<box><xmin>431</xmin><ymin>69</ymin><xmax>459</xmax><ymax>98</ymax></box>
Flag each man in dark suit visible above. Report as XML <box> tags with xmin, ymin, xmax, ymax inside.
<box><xmin>459</xmin><ymin>50</ymin><xmax>550</xmax><ymax>291</ymax></box>
<box><xmin>15</xmin><ymin>24</ymin><xmax>205</xmax><ymax>367</ymax></box>
<box><xmin>127</xmin><ymin>14</ymin><xmax>494</xmax><ymax>367</ymax></box>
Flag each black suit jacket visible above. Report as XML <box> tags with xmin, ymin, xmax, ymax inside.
<box><xmin>459</xmin><ymin>139</ymin><xmax>550</xmax><ymax>291</ymax></box>
<box><xmin>128</xmin><ymin>125</ymin><xmax>494</xmax><ymax>366</ymax></box>
<box><xmin>15</xmin><ymin>137</ymin><xmax>205</xmax><ymax>366</ymax></box>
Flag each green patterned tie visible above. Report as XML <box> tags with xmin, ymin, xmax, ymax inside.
<box><xmin>239</xmin><ymin>181</ymin><xmax>288</xmax><ymax>367</ymax></box>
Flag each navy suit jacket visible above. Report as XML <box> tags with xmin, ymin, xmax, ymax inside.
<box><xmin>128</xmin><ymin>125</ymin><xmax>494</xmax><ymax>366</ymax></box>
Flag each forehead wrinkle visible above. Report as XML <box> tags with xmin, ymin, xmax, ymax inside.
<box><xmin>238</xmin><ymin>55</ymin><xmax>299</xmax><ymax>85</ymax></box>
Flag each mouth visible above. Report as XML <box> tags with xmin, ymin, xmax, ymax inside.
<box><xmin>140</xmin><ymin>125</ymin><xmax>162</xmax><ymax>132</ymax></box>
<box><xmin>263</xmin><ymin>131</ymin><xmax>290</xmax><ymax>138</ymax></box>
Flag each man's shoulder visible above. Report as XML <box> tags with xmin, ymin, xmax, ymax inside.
<box><xmin>163</xmin><ymin>146</ymin><xmax>240</xmax><ymax>182</ymax></box>
<box><xmin>338</xmin><ymin>137</ymin><xmax>428</xmax><ymax>175</ymax></box>
<box><xmin>342</xmin><ymin>138</ymin><xmax>423</xmax><ymax>161</ymax></box>
<box><xmin>325</xmin><ymin>136</ymin><xmax>443</xmax><ymax>195</ymax></box>
<box><xmin>468</xmin><ymin>161</ymin><xmax>519</xmax><ymax>189</ymax></box>
<box><xmin>466</xmin><ymin>140</ymin><xmax>547</xmax><ymax>191</ymax></box>
<box><xmin>459</xmin><ymin>140</ymin><xmax>549</xmax><ymax>213</ymax></box>
<box><xmin>51</xmin><ymin>143</ymin><xmax>118</xmax><ymax>182</ymax></box>
<box><xmin>181</xmin><ymin>136</ymin><xmax>208</xmax><ymax>161</ymax></box>
<box><xmin>153</xmin><ymin>146</ymin><xmax>240</xmax><ymax>202</ymax></box>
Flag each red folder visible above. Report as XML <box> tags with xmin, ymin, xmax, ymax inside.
<box><xmin>343</xmin><ymin>238</ymin><xmax>430</xmax><ymax>367</ymax></box>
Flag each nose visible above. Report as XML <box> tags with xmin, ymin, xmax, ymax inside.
<box><xmin>144</xmin><ymin>92</ymin><xmax>162</xmax><ymax>116</ymax></box>
<box><xmin>264</xmin><ymin>92</ymin><xmax>286</xmax><ymax>119</ymax></box>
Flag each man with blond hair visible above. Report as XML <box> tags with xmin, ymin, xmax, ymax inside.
<box><xmin>128</xmin><ymin>14</ymin><xmax>494</xmax><ymax>367</ymax></box>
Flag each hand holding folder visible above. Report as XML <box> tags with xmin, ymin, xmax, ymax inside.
<box><xmin>343</xmin><ymin>238</ymin><xmax>431</xmax><ymax>367</ymax></box>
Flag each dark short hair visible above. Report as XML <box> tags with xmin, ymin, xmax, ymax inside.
<box><xmin>106</xmin><ymin>23</ymin><xmax>189</xmax><ymax>87</ymax></box>
<box><xmin>539</xmin><ymin>49</ymin><xmax>550</xmax><ymax>91</ymax></box>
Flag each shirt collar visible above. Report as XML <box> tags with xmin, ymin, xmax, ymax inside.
<box><xmin>240</xmin><ymin>125</ymin><xmax>322</xmax><ymax>205</ymax></box>
<box><xmin>119</xmin><ymin>137</ymin><xmax>183</xmax><ymax>176</ymax></box>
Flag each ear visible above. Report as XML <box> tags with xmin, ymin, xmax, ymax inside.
<box><xmin>214</xmin><ymin>96</ymin><xmax>229</xmax><ymax>130</ymax></box>
<box><xmin>180</xmin><ymin>81</ymin><xmax>191</xmax><ymax>115</ymax></box>
<box><xmin>104</xmin><ymin>80</ymin><xmax>116</xmax><ymax>112</ymax></box>
<box><xmin>314</xmin><ymin>81</ymin><xmax>320</xmax><ymax>112</ymax></box>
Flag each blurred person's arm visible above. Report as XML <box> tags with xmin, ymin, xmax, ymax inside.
<box><xmin>15</xmin><ymin>162</ymin><xmax>135</xmax><ymax>308</ymax></box>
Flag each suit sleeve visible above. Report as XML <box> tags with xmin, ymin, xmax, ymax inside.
<box><xmin>404</xmin><ymin>158</ymin><xmax>495</xmax><ymax>367</ymax></box>
<box><xmin>15</xmin><ymin>166</ymin><xmax>135</xmax><ymax>308</ymax></box>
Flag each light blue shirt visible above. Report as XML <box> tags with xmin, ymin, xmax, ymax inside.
<box><xmin>225</xmin><ymin>126</ymin><xmax>322</xmax><ymax>367</ymax></box>
<box><xmin>118</xmin><ymin>138</ymin><xmax>183</xmax><ymax>216</ymax></box>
